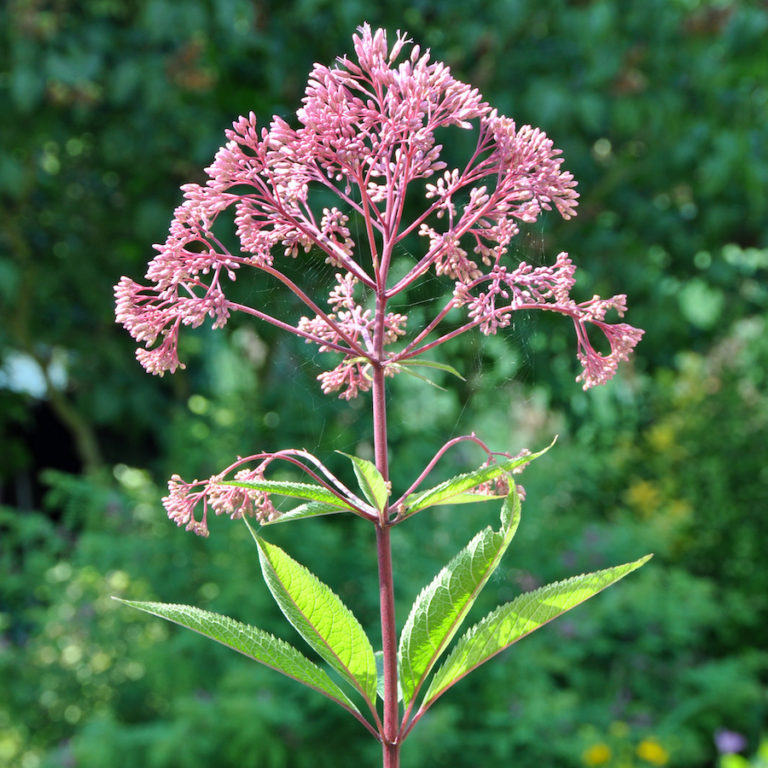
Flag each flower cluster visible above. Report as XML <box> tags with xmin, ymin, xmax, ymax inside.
<box><xmin>470</xmin><ymin>449</ymin><xmax>531</xmax><ymax>502</ymax></box>
<box><xmin>115</xmin><ymin>23</ymin><xmax>639</xmax><ymax>397</ymax></box>
<box><xmin>164</xmin><ymin>467</ymin><xmax>278</xmax><ymax>537</ymax></box>
<box><xmin>164</xmin><ymin>439</ymin><xmax>535</xmax><ymax>536</ymax></box>
<box><xmin>298</xmin><ymin>273</ymin><xmax>407</xmax><ymax>397</ymax></box>
<box><xmin>452</xmin><ymin>252</ymin><xmax>643</xmax><ymax>389</ymax></box>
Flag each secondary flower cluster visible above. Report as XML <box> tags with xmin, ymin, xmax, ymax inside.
<box><xmin>115</xmin><ymin>23</ymin><xmax>641</xmax><ymax>397</ymax></box>
<box><xmin>162</xmin><ymin>439</ymin><xmax>528</xmax><ymax>537</ymax></box>
<box><xmin>164</xmin><ymin>467</ymin><xmax>279</xmax><ymax>536</ymax></box>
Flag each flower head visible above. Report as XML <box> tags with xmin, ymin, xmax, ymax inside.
<box><xmin>164</xmin><ymin>465</ymin><xmax>280</xmax><ymax>537</ymax></box>
<box><xmin>636</xmin><ymin>737</ymin><xmax>669</xmax><ymax>766</ymax></box>
<box><xmin>115</xmin><ymin>23</ymin><xmax>639</xmax><ymax>394</ymax></box>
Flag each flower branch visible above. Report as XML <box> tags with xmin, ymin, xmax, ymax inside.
<box><xmin>164</xmin><ymin>449</ymin><xmax>378</xmax><ymax>537</ymax></box>
<box><xmin>390</xmin><ymin>433</ymin><xmax>500</xmax><ymax>515</ymax></box>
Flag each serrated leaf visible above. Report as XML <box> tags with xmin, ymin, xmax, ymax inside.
<box><xmin>375</xmin><ymin>651</ymin><xmax>403</xmax><ymax>702</ymax></box>
<box><xmin>338</xmin><ymin>452</ymin><xmax>389</xmax><ymax>513</ymax></box>
<box><xmin>398</xmin><ymin>487</ymin><xmax>521</xmax><ymax>707</ymax></box>
<box><xmin>421</xmin><ymin>554</ymin><xmax>652</xmax><ymax>709</ymax></box>
<box><xmin>403</xmin><ymin>440</ymin><xmax>553</xmax><ymax>518</ymax></box>
<box><xmin>114</xmin><ymin>599</ymin><xmax>360</xmax><ymax>715</ymax></box>
<box><xmin>250</xmin><ymin>527</ymin><xmax>378</xmax><ymax>705</ymax></box>
<box><xmin>428</xmin><ymin>492</ymin><xmax>506</xmax><ymax>506</ymax></box>
<box><xmin>262</xmin><ymin>501</ymin><xmax>348</xmax><ymax>525</ymax></box>
<box><xmin>397</xmin><ymin>359</ymin><xmax>466</xmax><ymax>381</ymax></box>
<box><xmin>221</xmin><ymin>478</ymin><xmax>351</xmax><ymax>508</ymax></box>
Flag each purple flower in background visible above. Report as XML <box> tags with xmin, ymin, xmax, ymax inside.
<box><xmin>715</xmin><ymin>729</ymin><xmax>747</xmax><ymax>754</ymax></box>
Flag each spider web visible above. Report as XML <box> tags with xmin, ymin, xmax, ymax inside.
<box><xmin>204</xmin><ymin>184</ymin><xmax>554</xmax><ymax>464</ymax></box>
<box><xmin>443</xmin><ymin>225</ymin><xmax>547</xmax><ymax>445</ymax></box>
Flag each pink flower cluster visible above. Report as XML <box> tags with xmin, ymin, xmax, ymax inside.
<box><xmin>453</xmin><ymin>252</ymin><xmax>644</xmax><ymax>389</ymax></box>
<box><xmin>161</xmin><ymin>439</ymin><xmax>533</xmax><ymax>536</ymax></box>
<box><xmin>298</xmin><ymin>273</ymin><xmax>407</xmax><ymax>398</ymax></box>
<box><xmin>115</xmin><ymin>23</ymin><xmax>640</xmax><ymax>396</ymax></box>
<box><xmin>164</xmin><ymin>466</ymin><xmax>278</xmax><ymax>537</ymax></box>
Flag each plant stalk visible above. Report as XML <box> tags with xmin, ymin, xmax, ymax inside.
<box><xmin>376</xmin><ymin>523</ymin><xmax>399</xmax><ymax>768</ymax></box>
<box><xmin>372</xmin><ymin>357</ymin><xmax>399</xmax><ymax>767</ymax></box>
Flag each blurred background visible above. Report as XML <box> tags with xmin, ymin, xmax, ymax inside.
<box><xmin>1</xmin><ymin>1</ymin><xmax>767</xmax><ymax>766</ymax></box>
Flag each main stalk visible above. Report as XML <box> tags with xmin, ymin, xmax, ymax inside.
<box><xmin>372</xmin><ymin>294</ymin><xmax>400</xmax><ymax>767</ymax></box>
<box><xmin>375</xmin><ymin>520</ymin><xmax>399</xmax><ymax>768</ymax></box>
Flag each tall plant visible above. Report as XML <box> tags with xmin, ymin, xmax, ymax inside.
<box><xmin>115</xmin><ymin>25</ymin><xmax>647</xmax><ymax>767</ymax></box>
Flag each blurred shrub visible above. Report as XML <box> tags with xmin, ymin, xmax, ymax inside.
<box><xmin>5</xmin><ymin>368</ymin><xmax>767</xmax><ymax>768</ymax></box>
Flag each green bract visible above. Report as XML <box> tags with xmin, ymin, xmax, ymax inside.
<box><xmin>401</xmin><ymin>440</ymin><xmax>554</xmax><ymax>518</ymax></box>
<box><xmin>338</xmin><ymin>452</ymin><xmax>390</xmax><ymax>516</ymax></box>
<box><xmin>219</xmin><ymin>478</ymin><xmax>352</xmax><ymax>507</ymax></box>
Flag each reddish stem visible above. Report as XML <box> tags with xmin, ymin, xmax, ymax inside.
<box><xmin>375</xmin><ymin>522</ymin><xmax>399</xmax><ymax>768</ymax></box>
<box><xmin>371</xmin><ymin>296</ymin><xmax>400</xmax><ymax>768</ymax></box>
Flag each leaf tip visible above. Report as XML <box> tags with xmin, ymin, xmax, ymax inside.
<box><xmin>242</xmin><ymin>516</ymin><xmax>262</xmax><ymax>542</ymax></box>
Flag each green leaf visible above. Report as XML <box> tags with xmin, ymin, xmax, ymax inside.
<box><xmin>113</xmin><ymin>599</ymin><xmax>361</xmax><ymax>716</ymax></box>
<box><xmin>338</xmin><ymin>452</ymin><xmax>389</xmax><ymax>513</ymax></box>
<box><xmin>374</xmin><ymin>651</ymin><xmax>403</xmax><ymax>702</ymax></box>
<box><xmin>422</xmin><ymin>492</ymin><xmax>506</xmax><ymax>506</ymax></box>
<box><xmin>397</xmin><ymin>359</ymin><xmax>466</xmax><ymax>381</ymax></box>
<box><xmin>250</xmin><ymin>526</ymin><xmax>378</xmax><ymax>705</ymax></box>
<box><xmin>221</xmin><ymin>478</ymin><xmax>351</xmax><ymax>508</ymax></box>
<box><xmin>398</xmin><ymin>487</ymin><xmax>521</xmax><ymax>707</ymax></box>
<box><xmin>262</xmin><ymin>501</ymin><xmax>349</xmax><ymax>525</ymax></box>
<box><xmin>421</xmin><ymin>554</ymin><xmax>652</xmax><ymax>710</ymax></box>
<box><xmin>403</xmin><ymin>440</ymin><xmax>554</xmax><ymax>518</ymax></box>
<box><xmin>393</xmin><ymin>364</ymin><xmax>448</xmax><ymax>390</ymax></box>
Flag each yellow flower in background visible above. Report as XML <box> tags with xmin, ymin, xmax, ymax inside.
<box><xmin>667</xmin><ymin>498</ymin><xmax>692</xmax><ymax>521</ymax></box>
<box><xmin>637</xmin><ymin>737</ymin><xmax>669</xmax><ymax>765</ymax></box>
<box><xmin>647</xmin><ymin>422</ymin><xmax>677</xmax><ymax>453</ymax></box>
<box><xmin>625</xmin><ymin>480</ymin><xmax>662</xmax><ymax>515</ymax></box>
<box><xmin>583</xmin><ymin>743</ymin><xmax>613</xmax><ymax>766</ymax></box>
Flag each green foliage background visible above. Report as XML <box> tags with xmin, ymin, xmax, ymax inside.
<box><xmin>1</xmin><ymin>1</ymin><xmax>766</xmax><ymax>766</ymax></box>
